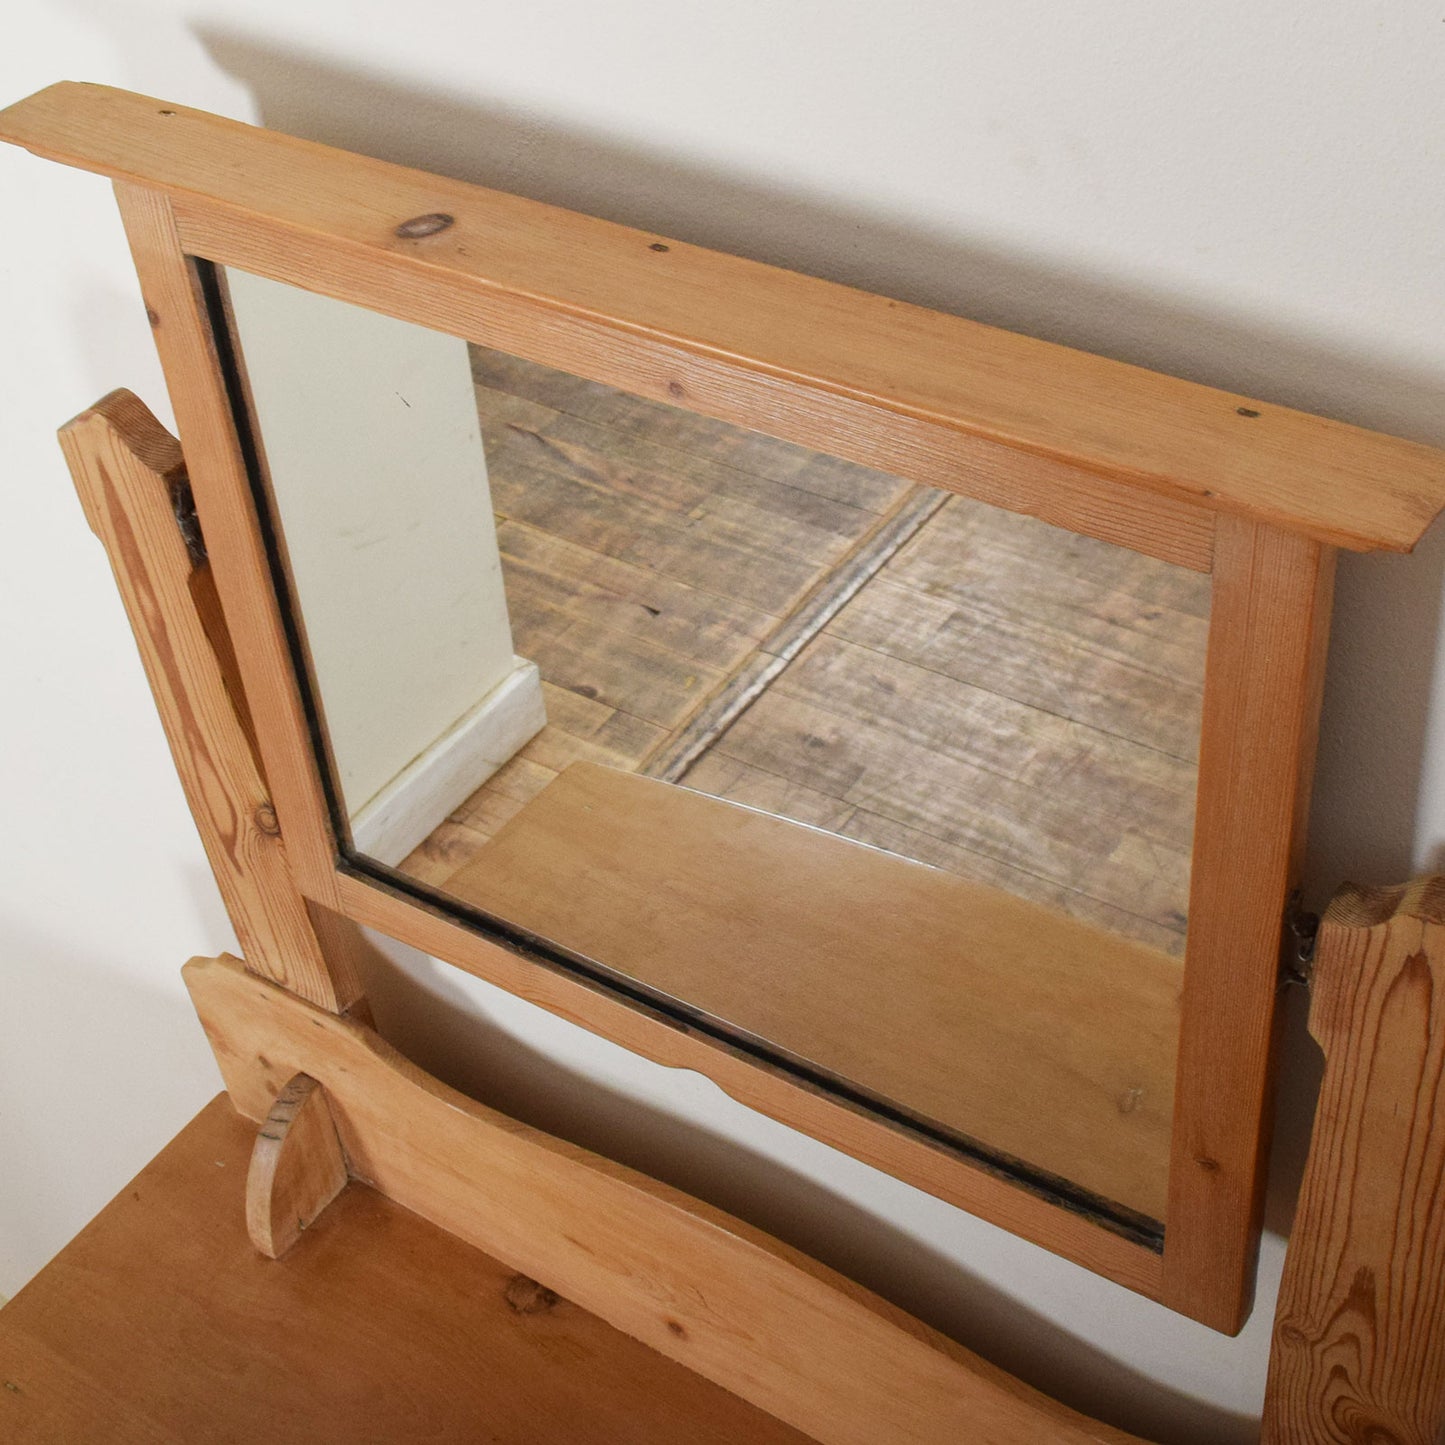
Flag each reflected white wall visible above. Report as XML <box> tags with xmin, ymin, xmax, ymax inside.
<box><xmin>223</xmin><ymin>267</ymin><xmax>519</xmax><ymax>819</ymax></box>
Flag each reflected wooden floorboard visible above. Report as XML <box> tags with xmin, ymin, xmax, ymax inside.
<box><xmin>400</xmin><ymin>348</ymin><xmax>1209</xmax><ymax>957</ymax></box>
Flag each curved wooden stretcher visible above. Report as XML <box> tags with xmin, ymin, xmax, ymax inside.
<box><xmin>1</xmin><ymin>391</ymin><xmax>1442</xmax><ymax>1442</ymax></box>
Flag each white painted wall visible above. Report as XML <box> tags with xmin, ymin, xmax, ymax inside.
<box><xmin>222</xmin><ymin>265</ymin><xmax>522</xmax><ymax>821</ymax></box>
<box><xmin>3</xmin><ymin>6</ymin><xmax>1443</xmax><ymax>1440</ymax></box>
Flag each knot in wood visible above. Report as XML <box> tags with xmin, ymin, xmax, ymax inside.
<box><xmin>504</xmin><ymin>1274</ymin><xmax>560</xmax><ymax>1315</ymax></box>
<box><xmin>394</xmin><ymin>212</ymin><xmax>454</xmax><ymax>239</ymax></box>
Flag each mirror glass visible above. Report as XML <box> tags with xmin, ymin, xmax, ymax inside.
<box><xmin>217</xmin><ymin>264</ymin><xmax>1209</xmax><ymax>1238</ymax></box>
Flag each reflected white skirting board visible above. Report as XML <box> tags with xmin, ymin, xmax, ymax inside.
<box><xmin>349</xmin><ymin>656</ymin><xmax>546</xmax><ymax>866</ymax></box>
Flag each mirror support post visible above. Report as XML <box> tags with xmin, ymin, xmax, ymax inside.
<box><xmin>57</xmin><ymin>388</ymin><xmax>367</xmax><ymax>1014</ymax></box>
<box><xmin>1263</xmin><ymin>878</ymin><xmax>1445</xmax><ymax>1443</ymax></box>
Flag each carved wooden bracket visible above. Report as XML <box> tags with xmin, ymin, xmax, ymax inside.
<box><xmin>246</xmin><ymin>1073</ymin><xmax>349</xmax><ymax>1259</ymax></box>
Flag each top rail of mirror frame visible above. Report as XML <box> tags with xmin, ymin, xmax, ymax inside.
<box><xmin>6</xmin><ymin>81</ymin><xmax>1445</xmax><ymax>556</ymax></box>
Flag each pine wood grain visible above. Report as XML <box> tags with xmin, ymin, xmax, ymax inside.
<box><xmin>56</xmin><ymin>390</ymin><xmax>362</xmax><ymax>1011</ymax></box>
<box><xmin>1262</xmin><ymin>879</ymin><xmax>1445</xmax><ymax>1444</ymax></box>
<box><xmin>244</xmin><ymin>1072</ymin><xmax>348</xmax><ymax>1258</ymax></box>
<box><xmin>0</xmin><ymin>1096</ymin><xmax>817</xmax><ymax>1444</ymax></box>
<box><xmin>1163</xmin><ymin>517</ymin><xmax>1336</xmax><ymax>1331</ymax></box>
<box><xmin>186</xmin><ymin>954</ymin><xmax>1149</xmax><ymax>1445</ymax></box>
<box><xmin>443</xmin><ymin>762</ymin><xmax>1180</xmax><ymax>1222</ymax></box>
<box><xmin>112</xmin><ymin>182</ymin><xmax>347</xmax><ymax>908</ymax></box>
<box><xmin>10</xmin><ymin>83</ymin><xmax>1445</xmax><ymax>554</ymax></box>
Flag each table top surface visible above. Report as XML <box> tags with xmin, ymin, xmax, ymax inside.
<box><xmin>0</xmin><ymin>1094</ymin><xmax>811</xmax><ymax>1444</ymax></box>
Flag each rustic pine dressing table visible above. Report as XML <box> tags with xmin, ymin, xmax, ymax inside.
<box><xmin>3</xmin><ymin>82</ymin><xmax>1445</xmax><ymax>1442</ymax></box>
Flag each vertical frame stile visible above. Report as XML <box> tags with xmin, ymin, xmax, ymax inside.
<box><xmin>1163</xmin><ymin>514</ymin><xmax>1336</xmax><ymax>1330</ymax></box>
<box><xmin>113</xmin><ymin>182</ymin><xmax>345</xmax><ymax>908</ymax></box>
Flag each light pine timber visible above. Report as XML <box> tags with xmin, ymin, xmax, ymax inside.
<box><xmin>11</xmin><ymin>83</ymin><xmax>1445</xmax><ymax>553</ymax></box>
<box><xmin>442</xmin><ymin>761</ymin><xmax>1179</xmax><ymax>1224</ymax></box>
<box><xmin>245</xmin><ymin>1072</ymin><xmax>348</xmax><ymax>1258</ymax></box>
<box><xmin>186</xmin><ymin>953</ymin><xmax>1149</xmax><ymax>1445</ymax></box>
<box><xmin>1163</xmin><ymin>516</ymin><xmax>1336</xmax><ymax>1331</ymax></box>
<box><xmin>1262</xmin><ymin>879</ymin><xmax>1445</xmax><ymax>1445</ymax></box>
<box><xmin>0</xmin><ymin>1096</ymin><xmax>817</xmax><ymax>1445</ymax></box>
<box><xmin>113</xmin><ymin>182</ymin><xmax>347</xmax><ymax>907</ymax></box>
<box><xmin>56</xmin><ymin>390</ymin><xmax>363</xmax><ymax>1011</ymax></box>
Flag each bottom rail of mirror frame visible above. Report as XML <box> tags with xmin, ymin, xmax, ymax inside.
<box><xmin>324</xmin><ymin>860</ymin><xmax>1187</xmax><ymax>1317</ymax></box>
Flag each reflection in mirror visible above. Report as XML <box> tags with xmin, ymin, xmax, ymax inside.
<box><xmin>220</xmin><ymin>265</ymin><xmax>1209</xmax><ymax>1237</ymax></box>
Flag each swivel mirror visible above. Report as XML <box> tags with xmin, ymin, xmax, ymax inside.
<box><xmin>221</xmin><ymin>262</ymin><xmax>1206</xmax><ymax>1242</ymax></box>
<box><xmin>6</xmin><ymin>82</ymin><xmax>1441</xmax><ymax>1334</ymax></box>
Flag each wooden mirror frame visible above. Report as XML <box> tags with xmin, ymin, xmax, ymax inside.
<box><xmin>6</xmin><ymin>81</ymin><xmax>1444</xmax><ymax>1334</ymax></box>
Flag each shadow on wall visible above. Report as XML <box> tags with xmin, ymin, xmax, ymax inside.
<box><xmin>155</xmin><ymin>32</ymin><xmax>1445</xmax><ymax>1444</ymax></box>
<box><xmin>0</xmin><ymin>917</ymin><xmax>223</xmax><ymax>1293</ymax></box>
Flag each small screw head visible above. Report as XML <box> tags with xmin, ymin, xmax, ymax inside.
<box><xmin>649</xmin><ymin>242</ymin><xmax>670</xmax><ymax>252</ymax></box>
<box><xmin>394</xmin><ymin>212</ymin><xmax>455</xmax><ymax>240</ymax></box>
